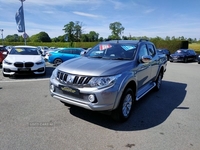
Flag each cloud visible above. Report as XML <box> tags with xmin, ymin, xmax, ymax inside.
<box><xmin>73</xmin><ymin>11</ymin><xmax>100</xmax><ymax>18</ymax></box>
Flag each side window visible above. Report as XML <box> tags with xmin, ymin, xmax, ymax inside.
<box><xmin>139</xmin><ymin>44</ymin><xmax>148</xmax><ymax>59</ymax></box>
<box><xmin>73</xmin><ymin>49</ymin><xmax>81</xmax><ymax>55</ymax></box>
<box><xmin>147</xmin><ymin>44</ymin><xmax>156</xmax><ymax>56</ymax></box>
<box><xmin>63</xmin><ymin>49</ymin><xmax>72</xmax><ymax>54</ymax></box>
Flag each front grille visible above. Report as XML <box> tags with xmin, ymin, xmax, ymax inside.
<box><xmin>14</xmin><ymin>62</ymin><xmax>23</xmax><ymax>67</ymax></box>
<box><xmin>14</xmin><ymin>62</ymin><xmax>34</xmax><ymax>68</ymax></box>
<box><xmin>56</xmin><ymin>70</ymin><xmax>92</xmax><ymax>86</ymax></box>
<box><xmin>25</xmin><ymin>62</ymin><xmax>34</xmax><ymax>67</ymax></box>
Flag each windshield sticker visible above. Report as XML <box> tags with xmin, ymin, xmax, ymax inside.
<box><xmin>121</xmin><ymin>46</ymin><xmax>136</xmax><ymax>51</ymax></box>
<box><xmin>99</xmin><ymin>44</ymin><xmax>112</xmax><ymax>50</ymax></box>
<box><xmin>15</xmin><ymin>48</ymin><xmax>24</xmax><ymax>52</ymax></box>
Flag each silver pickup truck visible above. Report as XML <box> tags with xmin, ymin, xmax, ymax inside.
<box><xmin>49</xmin><ymin>39</ymin><xmax>167</xmax><ymax>122</ymax></box>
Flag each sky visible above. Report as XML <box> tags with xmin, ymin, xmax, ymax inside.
<box><xmin>0</xmin><ymin>0</ymin><xmax>200</xmax><ymax>39</ymax></box>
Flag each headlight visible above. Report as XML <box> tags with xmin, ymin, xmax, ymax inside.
<box><xmin>36</xmin><ymin>61</ymin><xmax>44</xmax><ymax>65</ymax></box>
<box><xmin>51</xmin><ymin>68</ymin><xmax>58</xmax><ymax>79</ymax></box>
<box><xmin>88</xmin><ymin>74</ymin><xmax>121</xmax><ymax>88</ymax></box>
<box><xmin>3</xmin><ymin>60</ymin><xmax>12</xmax><ymax>65</ymax></box>
<box><xmin>198</xmin><ymin>55</ymin><xmax>200</xmax><ymax>58</ymax></box>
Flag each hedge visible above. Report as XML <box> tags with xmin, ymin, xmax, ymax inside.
<box><xmin>3</xmin><ymin>40</ymin><xmax>191</xmax><ymax>54</ymax></box>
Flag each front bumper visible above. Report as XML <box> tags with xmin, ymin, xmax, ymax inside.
<box><xmin>170</xmin><ymin>57</ymin><xmax>184</xmax><ymax>62</ymax></box>
<box><xmin>49</xmin><ymin>77</ymin><xmax>121</xmax><ymax>111</ymax></box>
<box><xmin>3</xmin><ymin>63</ymin><xmax>45</xmax><ymax>75</ymax></box>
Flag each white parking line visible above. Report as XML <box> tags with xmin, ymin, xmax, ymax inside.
<box><xmin>0</xmin><ymin>78</ymin><xmax>50</xmax><ymax>83</ymax></box>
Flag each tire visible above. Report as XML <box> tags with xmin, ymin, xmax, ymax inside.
<box><xmin>155</xmin><ymin>71</ymin><xmax>163</xmax><ymax>91</ymax></box>
<box><xmin>184</xmin><ymin>57</ymin><xmax>188</xmax><ymax>63</ymax></box>
<box><xmin>53</xmin><ymin>58</ymin><xmax>63</xmax><ymax>66</ymax></box>
<box><xmin>111</xmin><ymin>88</ymin><xmax>134</xmax><ymax>122</ymax></box>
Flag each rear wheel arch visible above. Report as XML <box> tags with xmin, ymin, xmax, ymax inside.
<box><xmin>154</xmin><ymin>67</ymin><xmax>164</xmax><ymax>91</ymax></box>
<box><xmin>53</xmin><ymin>58</ymin><xmax>63</xmax><ymax>66</ymax></box>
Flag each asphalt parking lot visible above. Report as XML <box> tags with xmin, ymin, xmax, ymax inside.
<box><xmin>0</xmin><ymin>62</ymin><xmax>200</xmax><ymax>150</ymax></box>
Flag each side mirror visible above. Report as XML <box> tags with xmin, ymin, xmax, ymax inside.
<box><xmin>141</xmin><ymin>55</ymin><xmax>152</xmax><ymax>63</ymax></box>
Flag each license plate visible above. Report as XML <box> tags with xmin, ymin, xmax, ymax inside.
<box><xmin>18</xmin><ymin>68</ymin><xmax>30</xmax><ymax>71</ymax></box>
<box><xmin>59</xmin><ymin>85</ymin><xmax>80</xmax><ymax>95</ymax></box>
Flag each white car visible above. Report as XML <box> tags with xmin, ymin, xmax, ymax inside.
<box><xmin>37</xmin><ymin>46</ymin><xmax>49</xmax><ymax>56</ymax></box>
<box><xmin>2</xmin><ymin>45</ymin><xmax>46</xmax><ymax>77</ymax></box>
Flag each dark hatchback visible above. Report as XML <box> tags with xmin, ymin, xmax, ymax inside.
<box><xmin>169</xmin><ymin>49</ymin><xmax>197</xmax><ymax>63</ymax></box>
<box><xmin>157</xmin><ymin>48</ymin><xmax>170</xmax><ymax>60</ymax></box>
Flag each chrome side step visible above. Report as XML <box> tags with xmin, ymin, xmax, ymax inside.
<box><xmin>136</xmin><ymin>82</ymin><xmax>156</xmax><ymax>101</ymax></box>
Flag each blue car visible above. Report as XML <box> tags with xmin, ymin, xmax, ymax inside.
<box><xmin>48</xmin><ymin>48</ymin><xmax>84</xmax><ymax>65</ymax></box>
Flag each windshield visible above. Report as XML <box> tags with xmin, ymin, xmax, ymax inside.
<box><xmin>86</xmin><ymin>43</ymin><xmax>137</xmax><ymax>60</ymax></box>
<box><xmin>175</xmin><ymin>50</ymin><xmax>187</xmax><ymax>54</ymax></box>
<box><xmin>9</xmin><ymin>47</ymin><xmax>40</xmax><ymax>55</ymax></box>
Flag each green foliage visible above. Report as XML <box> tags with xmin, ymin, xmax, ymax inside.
<box><xmin>189</xmin><ymin>43</ymin><xmax>200</xmax><ymax>54</ymax></box>
<box><xmin>4</xmin><ymin>34</ymin><xmax>26</xmax><ymax>42</ymax></box>
<box><xmin>109</xmin><ymin>22</ymin><xmax>125</xmax><ymax>39</ymax></box>
<box><xmin>63</xmin><ymin>21</ymin><xmax>83</xmax><ymax>42</ymax></box>
<box><xmin>29</xmin><ymin>32</ymin><xmax>51</xmax><ymax>42</ymax></box>
<box><xmin>150</xmin><ymin>38</ymin><xmax>187</xmax><ymax>53</ymax></box>
<box><xmin>2</xmin><ymin>42</ymin><xmax>98</xmax><ymax>49</ymax></box>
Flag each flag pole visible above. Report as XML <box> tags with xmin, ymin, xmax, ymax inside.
<box><xmin>19</xmin><ymin>0</ymin><xmax>26</xmax><ymax>45</ymax></box>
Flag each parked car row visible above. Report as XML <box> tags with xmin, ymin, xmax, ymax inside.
<box><xmin>169</xmin><ymin>49</ymin><xmax>197</xmax><ymax>63</ymax></box>
<box><xmin>1</xmin><ymin>45</ymin><xmax>200</xmax><ymax>78</ymax></box>
<box><xmin>157</xmin><ymin>48</ymin><xmax>200</xmax><ymax>64</ymax></box>
<box><xmin>1</xmin><ymin>45</ymin><xmax>86</xmax><ymax>77</ymax></box>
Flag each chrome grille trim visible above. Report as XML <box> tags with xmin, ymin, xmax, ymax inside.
<box><xmin>56</xmin><ymin>70</ymin><xmax>92</xmax><ymax>86</ymax></box>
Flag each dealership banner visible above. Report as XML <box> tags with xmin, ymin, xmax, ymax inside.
<box><xmin>15</xmin><ymin>6</ymin><xmax>25</xmax><ymax>32</ymax></box>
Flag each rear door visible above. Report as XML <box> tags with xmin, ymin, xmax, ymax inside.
<box><xmin>62</xmin><ymin>49</ymin><xmax>74</xmax><ymax>61</ymax></box>
<box><xmin>147</xmin><ymin>43</ymin><xmax>159</xmax><ymax>80</ymax></box>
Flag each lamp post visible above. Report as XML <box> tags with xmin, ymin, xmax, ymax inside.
<box><xmin>0</xmin><ymin>29</ymin><xmax>3</xmax><ymax>45</ymax></box>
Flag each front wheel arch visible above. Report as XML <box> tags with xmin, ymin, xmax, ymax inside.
<box><xmin>111</xmin><ymin>87</ymin><xmax>135</xmax><ymax>122</ymax></box>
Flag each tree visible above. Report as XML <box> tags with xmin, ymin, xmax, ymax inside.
<box><xmin>165</xmin><ymin>36</ymin><xmax>171</xmax><ymax>41</ymax></box>
<box><xmin>63</xmin><ymin>21</ymin><xmax>83</xmax><ymax>45</ymax></box>
<box><xmin>29</xmin><ymin>32</ymin><xmax>51</xmax><ymax>42</ymax></box>
<box><xmin>88</xmin><ymin>31</ymin><xmax>99</xmax><ymax>42</ymax></box>
<box><xmin>109</xmin><ymin>22</ymin><xmax>125</xmax><ymax>40</ymax></box>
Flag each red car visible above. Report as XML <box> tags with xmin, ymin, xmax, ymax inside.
<box><xmin>0</xmin><ymin>46</ymin><xmax>8</xmax><ymax>64</ymax></box>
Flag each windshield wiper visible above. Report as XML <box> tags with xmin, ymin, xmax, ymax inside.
<box><xmin>90</xmin><ymin>56</ymin><xmax>103</xmax><ymax>58</ymax></box>
<box><xmin>111</xmin><ymin>57</ymin><xmax>131</xmax><ymax>60</ymax></box>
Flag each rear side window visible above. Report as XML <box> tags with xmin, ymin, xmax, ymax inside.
<box><xmin>147</xmin><ymin>44</ymin><xmax>156</xmax><ymax>56</ymax></box>
<box><xmin>73</xmin><ymin>49</ymin><xmax>82</xmax><ymax>55</ymax></box>
<box><xmin>60</xmin><ymin>49</ymin><xmax>72</xmax><ymax>54</ymax></box>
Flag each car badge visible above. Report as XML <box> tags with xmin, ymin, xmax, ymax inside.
<box><xmin>67</xmin><ymin>75</ymin><xmax>74</xmax><ymax>84</ymax></box>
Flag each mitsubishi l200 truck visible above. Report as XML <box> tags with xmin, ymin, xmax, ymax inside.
<box><xmin>49</xmin><ymin>39</ymin><xmax>167</xmax><ymax>122</ymax></box>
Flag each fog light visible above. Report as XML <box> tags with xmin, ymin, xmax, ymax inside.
<box><xmin>88</xmin><ymin>94</ymin><xmax>95</xmax><ymax>103</ymax></box>
<box><xmin>50</xmin><ymin>84</ymin><xmax>55</xmax><ymax>93</ymax></box>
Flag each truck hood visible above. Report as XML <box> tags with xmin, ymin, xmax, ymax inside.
<box><xmin>57</xmin><ymin>57</ymin><xmax>133</xmax><ymax>76</ymax></box>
